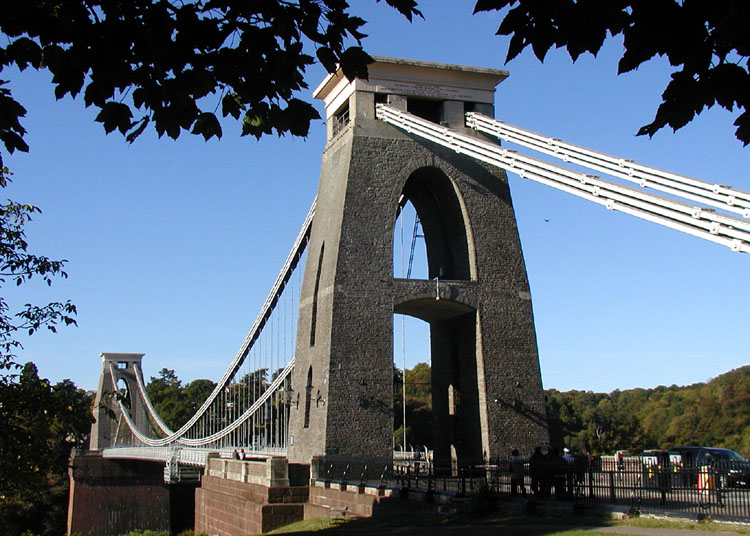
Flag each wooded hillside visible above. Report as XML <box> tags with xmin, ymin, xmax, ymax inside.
<box><xmin>395</xmin><ymin>364</ymin><xmax>750</xmax><ymax>458</ymax></box>
<box><xmin>546</xmin><ymin>365</ymin><xmax>750</xmax><ymax>457</ymax></box>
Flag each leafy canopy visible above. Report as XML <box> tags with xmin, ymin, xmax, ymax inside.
<box><xmin>0</xmin><ymin>363</ymin><xmax>93</xmax><ymax>536</ymax></box>
<box><xmin>0</xmin><ymin>185</ymin><xmax>76</xmax><ymax>371</ymax></box>
<box><xmin>144</xmin><ymin>368</ymin><xmax>289</xmax><ymax>433</ymax></box>
<box><xmin>475</xmin><ymin>0</ymin><xmax>750</xmax><ymax>144</ymax></box>
<box><xmin>0</xmin><ymin>0</ymin><xmax>420</xmax><ymax>151</ymax></box>
<box><xmin>395</xmin><ymin>362</ymin><xmax>750</xmax><ymax>456</ymax></box>
<box><xmin>393</xmin><ymin>362</ymin><xmax>432</xmax><ymax>450</ymax></box>
<box><xmin>145</xmin><ymin>368</ymin><xmax>217</xmax><ymax>431</ymax></box>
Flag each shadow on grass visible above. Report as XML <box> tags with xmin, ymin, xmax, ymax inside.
<box><xmin>266</xmin><ymin>511</ymin><xmax>619</xmax><ymax>536</ymax></box>
<box><xmin>264</xmin><ymin>509</ymin><xmax>750</xmax><ymax>536</ymax></box>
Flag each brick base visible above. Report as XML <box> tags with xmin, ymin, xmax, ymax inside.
<box><xmin>67</xmin><ymin>452</ymin><xmax>197</xmax><ymax>536</ymax></box>
<box><xmin>195</xmin><ymin>475</ymin><xmax>308</xmax><ymax>535</ymax></box>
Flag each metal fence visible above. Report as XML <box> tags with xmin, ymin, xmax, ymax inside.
<box><xmin>316</xmin><ymin>456</ymin><xmax>750</xmax><ymax>522</ymax></box>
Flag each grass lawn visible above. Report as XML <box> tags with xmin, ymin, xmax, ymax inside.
<box><xmin>265</xmin><ymin>512</ymin><xmax>750</xmax><ymax>536</ymax></box>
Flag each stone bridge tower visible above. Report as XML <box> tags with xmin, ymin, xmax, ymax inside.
<box><xmin>90</xmin><ymin>352</ymin><xmax>149</xmax><ymax>450</ymax></box>
<box><xmin>288</xmin><ymin>57</ymin><xmax>548</xmax><ymax>467</ymax></box>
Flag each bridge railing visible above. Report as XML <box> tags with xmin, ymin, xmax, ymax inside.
<box><xmin>313</xmin><ymin>456</ymin><xmax>750</xmax><ymax>521</ymax></box>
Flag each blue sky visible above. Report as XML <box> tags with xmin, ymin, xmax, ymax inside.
<box><xmin>4</xmin><ymin>3</ymin><xmax>748</xmax><ymax>394</ymax></box>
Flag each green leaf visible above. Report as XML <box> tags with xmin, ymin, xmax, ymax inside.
<box><xmin>339</xmin><ymin>47</ymin><xmax>373</xmax><ymax>81</ymax></box>
<box><xmin>191</xmin><ymin>112</ymin><xmax>222</xmax><ymax>141</ymax></box>
<box><xmin>6</xmin><ymin>38</ymin><xmax>43</xmax><ymax>71</ymax></box>
<box><xmin>242</xmin><ymin>107</ymin><xmax>270</xmax><ymax>139</ymax></box>
<box><xmin>0</xmin><ymin>131</ymin><xmax>29</xmax><ymax>154</ymax></box>
<box><xmin>316</xmin><ymin>47</ymin><xmax>338</xmax><ymax>74</ymax></box>
<box><xmin>708</xmin><ymin>63</ymin><xmax>749</xmax><ymax>110</ymax></box>
<box><xmin>221</xmin><ymin>93</ymin><xmax>243</xmax><ymax>120</ymax></box>
<box><xmin>473</xmin><ymin>0</ymin><xmax>513</xmax><ymax>14</ymax></box>
<box><xmin>284</xmin><ymin>99</ymin><xmax>320</xmax><ymax>137</ymax></box>
<box><xmin>377</xmin><ymin>0</ymin><xmax>423</xmax><ymax>22</ymax></box>
<box><xmin>94</xmin><ymin>102</ymin><xmax>133</xmax><ymax>135</ymax></box>
<box><xmin>733</xmin><ymin>111</ymin><xmax>750</xmax><ymax>146</ymax></box>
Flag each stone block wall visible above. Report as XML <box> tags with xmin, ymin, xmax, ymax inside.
<box><xmin>288</xmin><ymin>124</ymin><xmax>549</xmax><ymax>465</ymax></box>
<box><xmin>307</xmin><ymin>480</ymin><xmax>450</xmax><ymax>519</ymax></box>
<box><xmin>205</xmin><ymin>456</ymin><xmax>290</xmax><ymax>487</ymax></box>
<box><xmin>308</xmin><ymin>482</ymin><xmax>390</xmax><ymax>517</ymax></box>
<box><xmin>194</xmin><ymin>475</ymin><xmax>308</xmax><ymax>535</ymax></box>
<box><xmin>67</xmin><ymin>452</ymin><xmax>183</xmax><ymax>536</ymax></box>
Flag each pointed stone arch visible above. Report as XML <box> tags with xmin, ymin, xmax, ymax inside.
<box><xmin>396</xmin><ymin>165</ymin><xmax>473</xmax><ymax>281</ymax></box>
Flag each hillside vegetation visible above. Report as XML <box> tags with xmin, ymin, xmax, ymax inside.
<box><xmin>546</xmin><ymin>365</ymin><xmax>750</xmax><ymax>457</ymax></box>
<box><xmin>394</xmin><ymin>364</ymin><xmax>750</xmax><ymax>458</ymax></box>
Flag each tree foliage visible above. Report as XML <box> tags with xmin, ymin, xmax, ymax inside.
<box><xmin>394</xmin><ymin>362</ymin><xmax>432</xmax><ymax>449</ymax></box>
<box><xmin>475</xmin><ymin>0</ymin><xmax>750</xmax><ymax>144</ymax></box>
<box><xmin>145</xmin><ymin>368</ymin><xmax>216</xmax><ymax>431</ymax></box>
<box><xmin>396</xmin><ymin>362</ymin><xmax>750</xmax><ymax>457</ymax></box>
<box><xmin>546</xmin><ymin>388</ymin><xmax>649</xmax><ymax>455</ymax></box>
<box><xmin>393</xmin><ymin>396</ymin><xmax>432</xmax><ymax>451</ymax></box>
<box><xmin>546</xmin><ymin>366</ymin><xmax>750</xmax><ymax>456</ymax></box>
<box><xmin>144</xmin><ymin>368</ymin><xmax>294</xmax><ymax>443</ymax></box>
<box><xmin>404</xmin><ymin>362</ymin><xmax>431</xmax><ymax>402</ymax></box>
<box><xmin>0</xmin><ymin>190</ymin><xmax>76</xmax><ymax>371</ymax></box>
<box><xmin>0</xmin><ymin>363</ymin><xmax>93</xmax><ymax>536</ymax></box>
<box><xmin>0</xmin><ymin>0</ymin><xmax>420</xmax><ymax>150</ymax></box>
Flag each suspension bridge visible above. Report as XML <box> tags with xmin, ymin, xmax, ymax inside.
<box><xmin>69</xmin><ymin>57</ymin><xmax>749</xmax><ymax>536</ymax></box>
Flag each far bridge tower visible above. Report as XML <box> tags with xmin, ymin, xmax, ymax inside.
<box><xmin>90</xmin><ymin>352</ymin><xmax>149</xmax><ymax>450</ymax></box>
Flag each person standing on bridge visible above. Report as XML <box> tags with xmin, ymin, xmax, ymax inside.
<box><xmin>563</xmin><ymin>447</ymin><xmax>575</xmax><ymax>498</ymax></box>
<box><xmin>529</xmin><ymin>446</ymin><xmax>544</xmax><ymax>496</ymax></box>
<box><xmin>510</xmin><ymin>449</ymin><xmax>527</xmax><ymax>497</ymax></box>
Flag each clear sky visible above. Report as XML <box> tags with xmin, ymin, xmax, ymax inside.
<box><xmin>3</xmin><ymin>3</ymin><xmax>748</xmax><ymax>395</ymax></box>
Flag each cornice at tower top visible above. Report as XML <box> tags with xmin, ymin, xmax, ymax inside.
<box><xmin>314</xmin><ymin>56</ymin><xmax>508</xmax><ymax>120</ymax></box>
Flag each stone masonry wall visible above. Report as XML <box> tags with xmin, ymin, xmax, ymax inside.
<box><xmin>67</xmin><ymin>453</ymin><xmax>172</xmax><ymax>536</ymax></box>
<box><xmin>194</xmin><ymin>475</ymin><xmax>307</xmax><ymax>535</ymax></box>
<box><xmin>288</xmin><ymin>96</ymin><xmax>548</xmax><ymax>465</ymax></box>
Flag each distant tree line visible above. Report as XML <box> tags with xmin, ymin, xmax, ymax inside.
<box><xmin>546</xmin><ymin>365</ymin><xmax>750</xmax><ymax>457</ymax></box>
<box><xmin>145</xmin><ymin>368</ymin><xmax>217</xmax><ymax>431</ymax></box>
<box><xmin>394</xmin><ymin>363</ymin><xmax>750</xmax><ymax>458</ymax></box>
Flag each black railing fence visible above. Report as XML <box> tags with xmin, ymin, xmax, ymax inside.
<box><xmin>315</xmin><ymin>456</ymin><xmax>750</xmax><ymax>521</ymax></box>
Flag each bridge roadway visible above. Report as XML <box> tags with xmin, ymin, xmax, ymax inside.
<box><xmin>101</xmin><ymin>446</ymin><xmax>286</xmax><ymax>467</ymax></box>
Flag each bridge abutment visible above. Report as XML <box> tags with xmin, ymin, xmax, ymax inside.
<box><xmin>67</xmin><ymin>450</ymin><xmax>197</xmax><ymax>536</ymax></box>
<box><xmin>194</xmin><ymin>456</ymin><xmax>440</xmax><ymax>536</ymax></box>
<box><xmin>195</xmin><ymin>456</ymin><xmax>310</xmax><ymax>535</ymax></box>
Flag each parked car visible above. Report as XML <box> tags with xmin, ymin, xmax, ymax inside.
<box><xmin>668</xmin><ymin>446</ymin><xmax>750</xmax><ymax>488</ymax></box>
<box><xmin>641</xmin><ymin>450</ymin><xmax>672</xmax><ymax>491</ymax></box>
